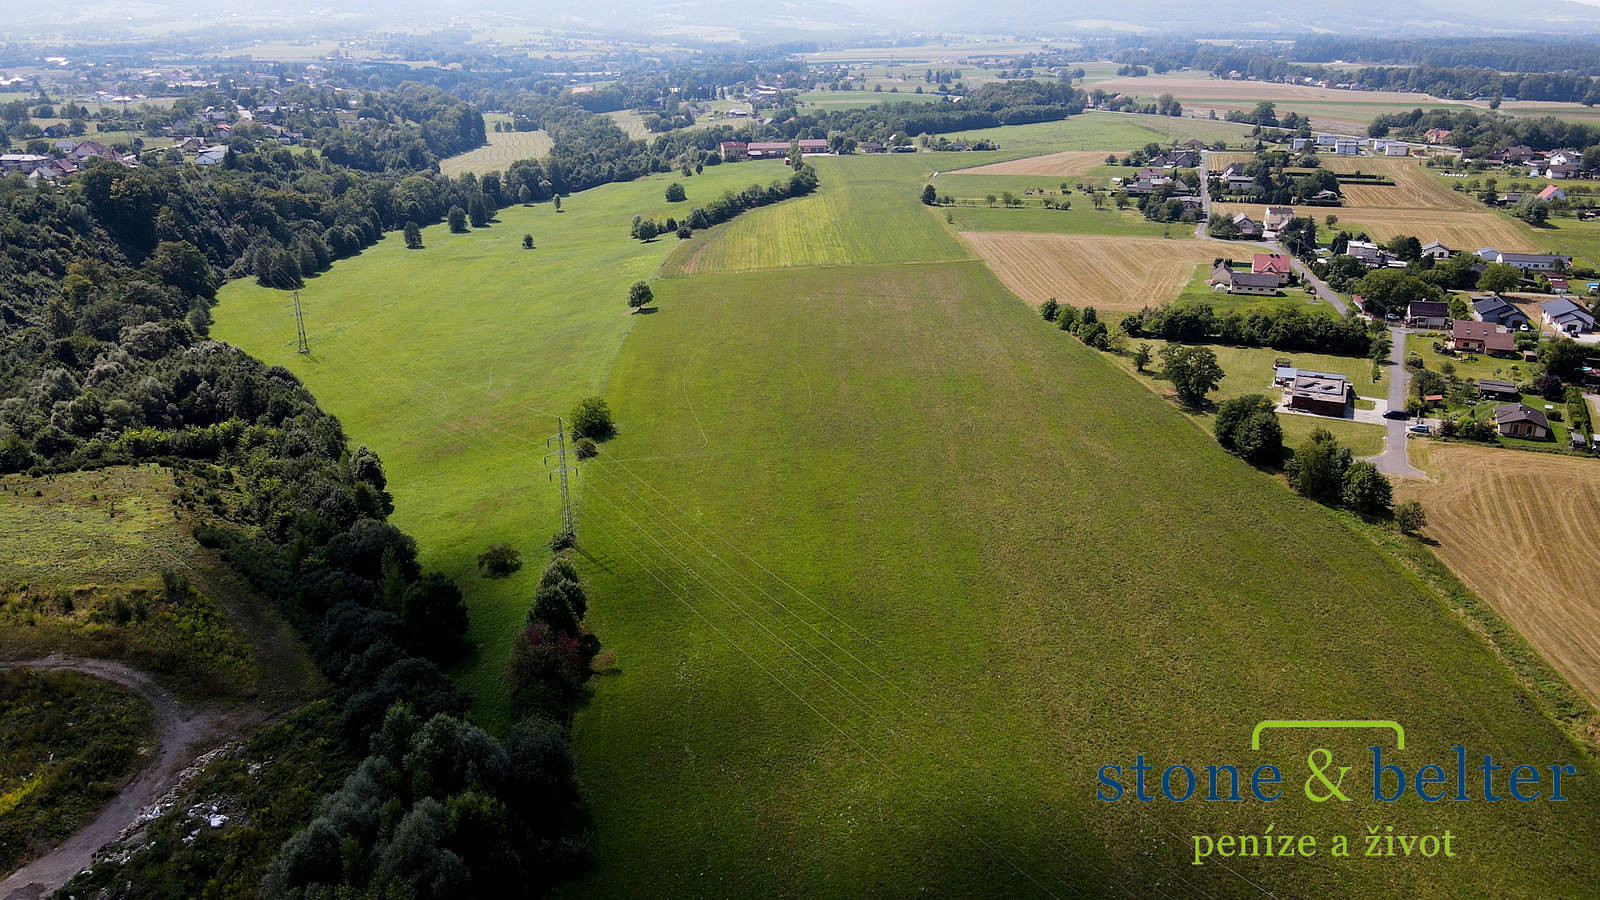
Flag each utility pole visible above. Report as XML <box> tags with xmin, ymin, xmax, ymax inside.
<box><xmin>293</xmin><ymin>290</ymin><xmax>309</xmax><ymax>354</ymax></box>
<box><xmin>545</xmin><ymin>416</ymin><xmax>576</xmax><ymax>542</ymax></box>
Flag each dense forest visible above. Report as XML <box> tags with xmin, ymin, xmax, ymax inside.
<box><xmin>0</xmin><ymin>85</ymin><xmax>603</xmax><ymax>896</ymax></box>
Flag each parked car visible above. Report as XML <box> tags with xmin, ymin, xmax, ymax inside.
<box><xmin>1408</xmin><ymin>423</ymin><xmax>1431</xmax><ymax>435</ymax></box>
<box><xmin>1382</xmin><ymin>409</ymin><xmax>1409</xmax><ymax>420</ymax></box>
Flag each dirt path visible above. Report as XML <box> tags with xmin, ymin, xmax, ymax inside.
<box><xmin>0</xmin><ymin>655</ymin><xmax>229</xmax><ymax>900</ymax></box>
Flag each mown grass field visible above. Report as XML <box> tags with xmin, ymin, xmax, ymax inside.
<box><xmin>943</xmin><ymin>204</ymin><xmax>1180</xmax><ymax>237</ymax></box>
<box><xmin>569</xmin><ymin>251</ymin><xmax>1600</xmax><ymax>896</ymax></box>
<box><xmin>941</xmin><ymin>110</ymin><xmax>1253</xmax><ymax>158</ymax></box>
<box><xmin>439</xmin><ymin>128</ymin><xmax>554</xmax><ymax>177</ymax></box>
<box><xmin>1397</xmin><ymin>442</ymin><xmax>1600</xmax><ymax>705</ymax></box>
<box><xmin>662</xmin><ymin>155</ymin><xmax>972</xmax><ymax>274</ymax></box>
<box><xmin>945</xmin><ymin>150</ymin><xmax>1120</xmax><ymax>176</ymax></box>
<box><xmin>213</xmin><ymin>133</ymin><xmax>1600</xmax><ymax>896</ymax></box>
<box><xmin>797</xmin><ymin>89</ymin><xmax>944</xmax><ymax>109</ymax></box>
<box><xmin>0</xmin><ymin>668</ymin><xmax>156</xmax><ymax>874</ymax></box>
<box><xmin>215</xmin><ymin>162</ymin><xmax>794</xmax><ymax>725</ymax></box>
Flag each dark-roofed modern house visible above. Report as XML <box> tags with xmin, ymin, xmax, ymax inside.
<box><xmin>1285</xmin><ymin>371</ymin><xmax>1351</xmax><ymax>417</ymax></box>
<box><xmin>1541</xmin><ymin>298</ymin><xmax>1596</xmax><ymax>335</ymax></box>
<box><xmin>1493</xmin><ymin>403</ymin><xmax>1551</xmax><ymax>439</ymax></box>
<box><xmin>1471</xmin><ymin>295</ymin><xmax>1530</xmax><ymax>330</ymax></box>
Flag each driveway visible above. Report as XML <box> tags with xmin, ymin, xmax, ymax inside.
<box><xmin>1367</xmin><ymin>325</ymin><xmax>1426</xmax><ymax>478</ymax></box>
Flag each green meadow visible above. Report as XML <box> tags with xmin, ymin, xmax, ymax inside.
<box><xmin>942</xmin><ymin>110</ymin><xmax>1255</xmax><ymax>157</ymax></box>
<box><xmin>214</xmin><ymin>123</ymin><xmax>1600</xmax><ymax>896</ymax></box>
<box><xmin>216</xmin><ymin>162</ymin><xmax>793</xmax><ymax>724</ymax></box>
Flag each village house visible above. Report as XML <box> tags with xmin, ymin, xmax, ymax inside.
<box><xmin>1449</xmin><ymin>321</ymin><xmax>1517</xmax><ymax>356</ymax></box>
<box><xmin>1231</xmin><ymin>213</ymin><xmax>1262</xmax><ymax>238</ymax></box>
<box><xmin>1538</xmin><ymin>185</ymin><xmax>1567</xmax><ymax>202</ymax></box>
<box><xmin>1334</xmin><ymin>138</ymin><xmax>1361</xmax><ymax>155</ymax></box>
<box><xmin>1285</xmin><ymin>371</ymin><xmax>1352</xmax><ymax>417</ymax></box>
<box><xmin>1471</xmin><ymin>295</ymin><xmax>1531</xmax><ymax>329</ymax></box>
<box><xmin>1262</xmin><ymin>206</ymin><xmax>1295</xmax><ymax>235</ymax></box>
<box><xmin>1253</xmin><ymin>253</ymin><xmax>1292</xmax><ymax>279</ymax></box>
<box><xmin>1420</xmin><ymin>240</ymin><xmax>1451</xmax><ymax>261</ymax></box>
<box><xmin>1407</xmin><ymin>300</ymin><xmax>1451</xmax><ymax>329</ymax></box>
<box><xmin>1423</xmin><ymin>128</ymin><xmax>1453</xmax><ymax>144</ymax></box>
<box><xmin>195</xmin><ymin>146</ymin><xmax>230</xmax><ymax>166</ymax></box>
<box><xmin>1345</xmin><ymin>239</ymin><xmax>1387</xmax><ymax>267</ymax></box>
<box><xmin>1541</xmin><ymin>297</ymin><xmax>1597</xmax><ymax>334</ymax></box>
<box><xmin>0</xmin><ymin>153</ymin><xmax>50</xmax><ymax>174</ymax></box>
<box><xmin>718</xmin><ymin>141</ymin><xmax>747</xmax><ymax>160</ymax></box>
<box><xmin>1211</xmin><ymin>262</ymin><xmax>1280</xmax><ymax>294</ymax></box>
<box><xmin>1492</xmin><ymin>403</ymin><xmax>1551</xmax><ymax>439</ymax></box>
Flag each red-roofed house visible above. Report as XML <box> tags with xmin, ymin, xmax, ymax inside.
<box><xmin>1538</xmin><ymin>185</ymin><xmax>1567</xmax><ymax>202</ymax></box>
<box><xmin>1253</xmin><ymin>253</ymin><xmax>1292</xmax><ymax>280</ymax></box>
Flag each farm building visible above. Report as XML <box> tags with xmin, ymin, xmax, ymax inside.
<box><xmin>1471</xmin><ymin>295</ymin><xmax>1530</xmax><ymax>329</ymax></box>
<box><xmin>1407</xmin><ymin>300</ymin><xmax>1451</xmax><ymax>329</ymax></box>
<box><xmin>1493</xmin><ymin>251</ymin><xmax>1572</xmax><ymax>272</ymax></box>
<box><xmin>1420</xmin><ymin>241</ymin><xmax>1451</xmax><ymax>261</ymax></box>
<box><xmin>1286</xmin><ymin>371</ymin><xmax>1351</xmax><ymax>417</ymax></box>
<box><xmin>719</xmin><ymin>141</ymin><xmax>748</xmax><ymax>160</ymax></box>
<box><xmin>1541</xmin><ymin>298</ymin><xmax>1596</xmax><ymax>334</ymax></box>
<box><xmin>1449</xmin><ymin>321</ymin><xmax>1517</xmax><ymax>356</ymax></box>
<box><xmin>1492</xmin><ymin>403</ymin><xmax>1551</xmax><ymax>439</ymax></box>
<box><xmin>746</xmin><ymin>139</ymin><xmax>829</xmax><ymax>158</ymax></box>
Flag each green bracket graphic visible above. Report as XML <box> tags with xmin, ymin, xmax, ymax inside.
<box><xmin>1251</xmin><ymin>720</ymin><xmax>1405</xmax><ymax>750</ymax></box>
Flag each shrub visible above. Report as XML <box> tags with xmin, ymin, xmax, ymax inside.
<box><xmin>665</xmin><ymin>182</ymin><xmax>686</xmax><ymax>202</ymax></box>
<box><xmin>477</xmin><ymin>544</ymin><xmax>523</xmax><ymax>577</ymax></box>
<box><xmin>1341</xmin><ymin>461</ymin><xmax>1393</xmax><ymax>515</ymax></box>
<box><xmin>574</xmin><ymin>437</ymin><xmax>597</xmax><ymax>459</ymax></box>
<box><xmin>1394</xmin><ymin>499</ymin><xmax>1427</xmax><ymax>535</ymax></box>
<box><xmin>569</xmin><ymin>397</ymin><xmax>615</xmax><ymax>442</ymax></box>
<box><xmin>1214</xmin><ymin>394</ymin><xmax>1283</xmax><ymax>465</ymax></box>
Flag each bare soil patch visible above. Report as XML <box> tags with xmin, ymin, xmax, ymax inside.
<box><xmin>960</xmin><ymin>232</ymin><xmax>1223</xmax><ymax>311</ymax></box>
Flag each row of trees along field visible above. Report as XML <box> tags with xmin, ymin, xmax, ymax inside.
<box><xmin>1102</xmin><ymin>35</ymin><xmax>1600</xmax><ymax>104</ymax></box>
<box><xmin>0</xmin><ymin>84</ymin><xmax>608</xmax><ymax>896</ymax></box>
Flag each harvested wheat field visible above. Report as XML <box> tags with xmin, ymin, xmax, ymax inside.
<box><xmin>961</xmin><ymin>232</ymin><xmax>1223</xmax><ymax>311</ymax></box>
<box><xmin>1397</xmin><ymin>442</ymin><xmax>1600</xmax><ymax>705</ymax></box>
<box><xmin>949</xmin><ymin>150</ymin><xmax>1122</xmax><ymax>176</ymax></box>
<box><xmin>1320</xmin><ymin>157</ymin><xmax>1480</xmax><ymax>211</ymax></box>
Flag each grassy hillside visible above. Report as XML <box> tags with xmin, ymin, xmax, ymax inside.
<box><xmin>214</xmin><ymin>138</ymin><xmax>1600</xmax><ymax>897</ymax></box>
<box><xmin>214</xmin><ymin>163</ymin><xmax>797</xmax><ymax>725</ymax></box>
<box><xmin>568</xmin><ymin>255</ymin><xmax>1600</xmax><ymax>896</ymax></box>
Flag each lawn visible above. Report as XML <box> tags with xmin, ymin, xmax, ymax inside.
<box><xmin>214</xmin><ymin>163</ymin><xmax>789</xmax><ymax>726</ymax></box>
<box><xmin>0</xmin><ymin>668</ymin><xmax>156</xmax><ymax>874</ymax></box>
<box><xmin>566</xmin><ymin>254</ymin><xmax>1600</xmax><ymax>896</ymax></box>
<box><xmin>1172</xmin><ymin>263</ymin><xmax>1341</xmax><ymax>317</ymax></box>
<box><xmin>1104</xmin><ymin>337</ymin><xmax>1388</xmax><ymax>455</ymax></box>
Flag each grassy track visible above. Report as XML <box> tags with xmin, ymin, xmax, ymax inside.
<box><xmin>568</xmin><ymin>256</ymin><xmax>1600</xmax><ymax>896</ymax></box>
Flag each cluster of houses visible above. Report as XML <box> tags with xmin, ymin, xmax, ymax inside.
<box><xmin>1288</xmin><ymin>133</ymin><xmax>1370</xmax><ymax>156</ymax></box>
<box><xmin>1488</xmin><ymin>146</ymin><xmax>1584</xmax><ymax>180</ymax></box>
<box><xmin>1</xmin><ymin>139</ymin><xmax>135</xmax><ymax>184</ymax></box>
<box><xmin>1225</xmin><ymin>205</ymin><xmax>1298</xmax><ymax>240</ymax></box>
<box><xmin>1209</xmin><ymin>252</ymin><xmax>1294</xmax><ymax>295</ymax></box>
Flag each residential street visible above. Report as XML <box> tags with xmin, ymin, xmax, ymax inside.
<box><xmin>1369</xmin><ymin>325</ymin><xmax>1426</xmax><ymax>478</ymax></box>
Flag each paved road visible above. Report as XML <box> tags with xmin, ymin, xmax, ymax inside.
<box><xmin>1286</xmin><ymin>256</ymin><xmax>1349</xmax><ymax>316</ymax></box>
<box><xmin>1368</xmin><ymin>326</ymin><xmax>1426</xmax><ymax>478</ymax></box>
<box><xmin>1195</xmin><ymin>150</ymin><xmax>1211</xmax><ymax>238</ymax></box>
<box><xmin>0</xmin><ymin>656</ymin><xmax>227</xmax><ymax>900</ymax></box>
